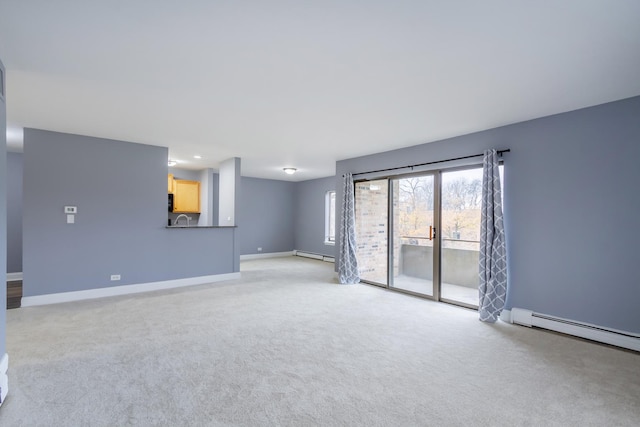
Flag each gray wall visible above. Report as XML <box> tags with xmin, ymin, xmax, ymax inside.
<box><xmin>7</xmin><ymin>152</ymin><xmax>22</xmax><ymax>273</ymax></box>
<box><xmin>238</xmin><ymin>177</ymin><xmax>295</xmax><ymax>255</ymax></box>
<box><xmin>0</xmin><ymin>57</ymin><xmax>7</xmax><ymax>358</ymax></box>
<box><xmin>211</xmin><ymin>173</ymin><xmax>219</xmax><ymax>226</ymax></box>
<box><xmin>168</xmin><ymin>167</ymin><xmax>201</xmax><ymax>181</ymax></box>
<box><xmin>294</xmin><ymin>176</ymin><xmax>336</xmax><ymax>258</ymax></box>
<box><xmin>198</xmin><ymin>168</ymin><xmax>215</xmax><ymax>226</ymax></box>
<box><xmin>218</xmin><ymin>157</ymin><xmax>240</xmax><ymax>227</ymax></box>
<box><xmin>337</xmin><ymin>96</ymin><xmax>640</xmax><ymax>333</ymax></box>
<box><xmin>23</xmin><ymin>129</ymin><xmax>237</xmax><ymax>297</ymax></box>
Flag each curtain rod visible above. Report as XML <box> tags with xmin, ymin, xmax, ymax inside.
<box><xmin>344</xmin><ymin>149</ymin><xmax>510</xmax><ymax>178</ymax></box>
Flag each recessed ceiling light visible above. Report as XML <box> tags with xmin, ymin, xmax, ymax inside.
<box><xmin>194</xmin><ymin>155</ymin><xmax>202</xmax><ymax>159</ymax></box>
<box><xmin>283</xmin><ymin>168</ymin><xmax>297</xmax><ymax>175</ymax></box>
<box><xmin>168</xmin><ymin>160</ymin><xmax>177</xmax><ymax>166</ymax></box>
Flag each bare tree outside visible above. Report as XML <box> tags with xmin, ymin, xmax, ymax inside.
<box><xmin>441</xmin><ymin>172</ymin><xmax>483</xmax><ymax>243</ymax></box>
<box><xmin>398</xmin><ymin>176</ymin><xmax>433</xmax><ymax>241</ymax></box>
<box><xmin>396</xmin><ymin>170</ymin><xmax>484</xmax><ymax>246</ymax></box>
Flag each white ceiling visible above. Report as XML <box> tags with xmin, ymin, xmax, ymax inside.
<box><xmin>1</xmin><ymin>1</ymin><xmax>640</xmax><ymax>181</ymax></box>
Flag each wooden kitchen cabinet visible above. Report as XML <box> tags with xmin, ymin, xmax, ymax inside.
<box><xmin>168</xmin><ymin>173</ymin><xmax>174</xmax><ymax>193</ymax></box>
<box><xmin>173</xmin><ymin>179</ymin><xmax>200</xmax><ymax>213</ymax></box>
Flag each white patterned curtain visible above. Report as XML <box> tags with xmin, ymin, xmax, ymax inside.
<box><xmin>339</xmin><ymin>173</ymin><xmax>360</xmax><ymax>284</ymax></box>
<box><xmin>479</xmin><ymin>149</ymin><xmax>507</xmax><ymax>322</ymax></box>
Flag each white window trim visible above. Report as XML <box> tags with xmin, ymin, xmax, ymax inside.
<box><xmin>324</xmin><ymin>190</ymin><xmax>336</xmax><ymax>245</ymax></box>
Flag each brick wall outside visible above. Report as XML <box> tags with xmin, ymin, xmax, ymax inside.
<box><xmin>354</xmin><ymin>180</ymin><xmax>401</xmax><ymax>284</ymax></box>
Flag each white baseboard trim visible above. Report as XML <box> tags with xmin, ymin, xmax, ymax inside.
<box><xmin>21</xmin><ymin>272</ymin><xmax>241</xmax><ymax>307</ymax></box>
<box><xmin>0</xmin><ymin>353</ymin><xmax>8</xmax><ymax>406</ymax></box>
<box><xmin>6</xmin><ymin>272</ymin><xmax>22</xmax><ymax>282</ymax></box>
<box><xmin>240</xmin><ymin>251</ymin><xmax>294</xmax><ymax>260</ymax></box>
<box><xmin>508</xmin><ymin>307</ymin><xmax>640</xmax><ymax>352</ymax></box>
<box><xmin>499</xmin><ymin>309</ymin><xmax>512</xmax><ymax>323</ymax></box>
<box><xmin>293</xmin><ymin>250</ymin><xmax>335</xmax><ymax>263</ymax></box>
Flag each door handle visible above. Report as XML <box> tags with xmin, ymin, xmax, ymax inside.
<box><xmin>429</xmin><ymin>225</ymin><xmax>437</xmax><ymax>241</ymax></box>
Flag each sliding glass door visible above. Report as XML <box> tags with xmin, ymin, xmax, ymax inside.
<box><xmin>354</xmin><ymin>165</ymin><xmax>491</xmax><ymax>309</ymax></box>
<box><xmin>390</xmin><ymin>174</ymin><xmax>437</xmax><ymax>297</ymax></box>
<box><xmin>439</xmin><ymin>168</ymin><xmax>484</xmax><ymax>306</ymax></box>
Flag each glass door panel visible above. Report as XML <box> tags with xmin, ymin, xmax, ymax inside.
<box><xmin>440</xmin><ymin>168</ymin><xmax>483</xmax><ymax>306</ymax></box>
<box><xmin>354</xmin><ymin>179</ymin><xmax>388</xmax><ymax>286</ymax></box>
<box><xmin>390</xmin><ymin>175</ymin><xmax>435</xmax><ymax>296</ymax></box>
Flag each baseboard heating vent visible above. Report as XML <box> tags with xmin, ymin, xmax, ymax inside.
<box><xmin>510</xmin><ymin>308</ymin><xmax>640</xmax><ymax>352</ymax></box>
<box><xmin>293</xmin><ymin>250</ymin><xmax>335</xmax><ymax>263</ymax></box>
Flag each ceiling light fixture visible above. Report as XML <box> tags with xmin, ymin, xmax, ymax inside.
<box><xmin>283</xmin><ymin>168</ymin><xmax>297</xmax><ymax>175</ymax></box>
<box><xmin>194</xmin><ymin>155</ymin><xmax>202</xmax><ymax>159</ymax></box>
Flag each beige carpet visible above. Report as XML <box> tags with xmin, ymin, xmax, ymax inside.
<box><xmin>1</xmin><ymin>256</ymin><xmax>638</xmax><ymax>426</ymax></box>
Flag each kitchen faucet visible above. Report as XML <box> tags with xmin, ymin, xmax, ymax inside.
<box><xmin>174</xmin><ymin>214</ymin><xmax>191</xmax><ymax>227</ymax></box>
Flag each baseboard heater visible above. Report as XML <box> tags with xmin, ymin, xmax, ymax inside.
<box><xmin>293</xmin><ymin>250</ymin><xmax>335</xmax><ymax>263</ymax></box>
<box><xmin>509</xmin><ymin>308</ymin><xmax>640</xmax><ymax>352</ymax></box>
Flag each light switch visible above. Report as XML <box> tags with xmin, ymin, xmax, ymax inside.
<box><xmin>67</xmin><ymin>214</ymin><xmax>75</xmax><ymax>224</ymax></box>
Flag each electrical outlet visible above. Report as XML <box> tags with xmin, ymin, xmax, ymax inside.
<box><xmin>257</xmin><ymin>247</ymin><xmax>262</xmax><ymax>252</ymax></box>
<box><xmin>110</xmin><ymin>274</ymin><xmax>121</xmax><ymax>281</ymax></box>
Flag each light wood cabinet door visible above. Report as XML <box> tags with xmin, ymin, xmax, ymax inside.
<box><xmin>168</xmin><ymin>174</ymin><xmax>174</xmax><ymax>193</ymax></box>
<box><xmin>173</xmin><ymin>180</ymin><xmax>200</xmax><ymax>213</ymax></box>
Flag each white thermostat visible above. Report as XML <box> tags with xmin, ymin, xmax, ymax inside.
<box><xmin>64</xmin><ymin>206</ymin><xmax>77</xmax><ymax>214</ymax></box>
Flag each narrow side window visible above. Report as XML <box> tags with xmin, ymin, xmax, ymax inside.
<box><xmin>325</xmin><ymin>191</ymin><xmax>336</xmax><ymax>244</ymax></box>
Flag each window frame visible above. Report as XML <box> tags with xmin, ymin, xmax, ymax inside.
<box><xmin>324</xmin><ymin>190</ymin><xmax>336</xmax><ymax>245</ymax></box>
